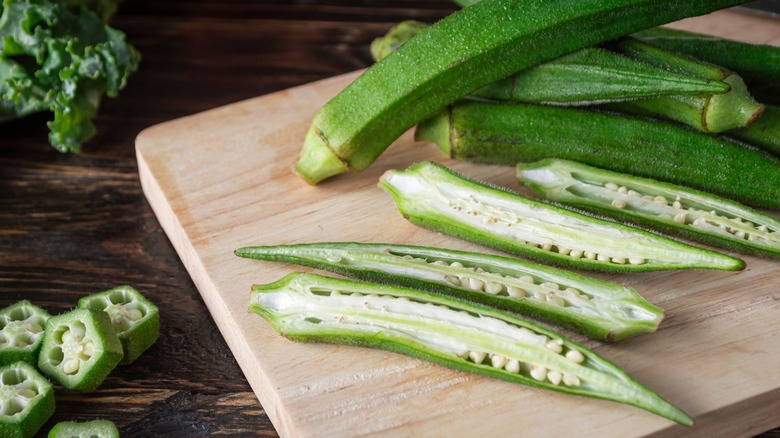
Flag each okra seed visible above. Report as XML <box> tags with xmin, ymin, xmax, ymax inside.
<box><xmin>628</xmin><ymin>190</ymin><xmax>640</xmax><ymax>197</ymax></box>
<box><xmin>546</xmin><ymin>293</ymin><xmax>565</xmax><ymax>307</ymax></box>
<box><xmin>629</xmin><ymin>258</ymin><xmax>646</xmax><ymax>265</ymax></box>
<box><xmin>469</xmin><ymin>351</ymin><xmax>487</xmax><ymax>364</ymax></box>
<box><xmin>61</xmin><ymin>329</ymin><xmax>76</xmax><ymax>344</ymax></box>
<box><xmin>611</xmin><ymin>257</ymin><xmax>627</xmax><ymax>265</ymax></box>
<box><xmin>584</xmin><ymin>252</ymin><xmax>596</xmax><ymax>260</ymax></box>
<box><xmin>82</xmin><ymin>341</ymin><xmax>94</xmax><ymax>357</ymax></box>
<box><xmin>674</xmin><ymin>212</ymin><xmax>687</xmax><ymax>224</ymax></box>
<box><xmin>617</xmin><ymin>186</ymin><xmax>628</xmax><ymax>194</ymax></box>
<box><xmin>25</xmin><ymin>323</ymin><xmax>43</xmax><ymax>334</ymax></box>
<box><xmin>673</xmin><ymin>201</ymin><xmax>682</xmax><ymax>209</ymax></box>
<box><xmin>605</xmin><ymin>182</ymin><xmax>618</xmax><ymax>191</ymax></box>
<box><xmin>468</xmin><ymin>277</ymin><xmax>485</xmax><ymax>291</ymax></box>
<box><xmin>565</xmin><ymin>349</ymin><xmax>585</xmax><ymax>364</ymax></box>
<box><xmin>16</xmin><ymin>389</ymin><xmax>36</xmax><ymax>399</ymax></box>
<box><xmin>505</xmin><ymin>359</ymin><xmax>521</xmax><ymax>373</ymax></box>
<box><xmin>642</xmin><ymin>195</ymin><xmax>654</xmax><ymax>201</ymax></box>
<box><xmin>558</xmin><ymin>247</ymin><xmax>571</xmax><ymax>256</ymax></box>
<box><xmin>62</xmin><ymin>359</ymin><xmax>80</xmax><ymax>375</ymax></box>
<box><xmin>540</xmin><ymin>282</ymin><xmax>559</xmax><ymax>291</ymax></box>
<box><xmin>654</xmin><ymin>196</ymin><xmax>668</xmax><ymax>205</ymax></box>
<box><xmin>506</xmin><ymin>286</ymin><xmax>525</xmax><ymax>298</ymax></box>
<box><xmin>519</xmin><ymin>276</ymin><xmax>534</xmax><ymax>284</ymax></box>
<box><xmin>350</xmin><ymin>293</ymin><xmax>363</xmax><ymax>297</ymax></box>
<box><xmin>491</xmin><ymin>354</ymin><xmax>508</xmax><ymax>369</ymax></box>
<box><xmin>326</xmin><ymin>255</ymin><xmax>342</xmax><ymax>263</ymax></box>
<box><xmin>735</xmin><ymin>230</ymin><xmax>746</xmax><ymax>239</ymax></box>
<box><xmin>433</xmin><ymin>260</ymin><xmax>447</xmax><ymax>266</ymax></box>
<box><xmin>611</xmin><ymin>199</ymin><xmax>626</xmax><ymax>209</ymax></box>
<box><xmin>445</xmin><ymin>275</ymin><xmax>461</xmax><ymax>286</ymax></box>
<box><xmin>758</xmin><ymin>225</ymin><xmax>768</xmax><ymax>232</ymax></box>
<box><xmin>563</xmin><ymin>374</ymin><xmax>581</xmax><ymax>386</ymax></box>
<box><xmin>596</xmin><ymin>254</ymin><xmax>609</xmax><ymax>262</ymax></box>
<box><xmin>450</xmin><ymin>262</ymin><xmax>464</xmax><ymax>268</ymax></box>
<box><xmin>541</xmin><ymin>242</ymin><xmax>553</xmax><ymax>251</ymax></box>
<box><xmin>529</xmin><ymin>364</ymin><xmax>547</xmax><ymax>381</ymax></box>
<box><xmin>569</xmin><ymin>249</ymin><xmax>583</xmax><ymax>258</ymax></box>
<box><xmin>485</xmin><ymin>282</ymin><xmax>503</xmax><ymax>295</ymax></box>
<box><xmin>545</xmin><ymin>340</ymin><xmax>563</xmax><ymax>353</ymax></box>
<box><xmin>125</xmin><ymin>308</ymin><xmax>143</xmax><ymax>321</ymax></box>
<box><xmin>547</xmin><ymin>370</ymin><xmax>563</xmax><ymax>385</ymax></box>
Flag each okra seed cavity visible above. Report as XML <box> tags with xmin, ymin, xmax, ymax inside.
<box><xmin>47</xmin><ymin>321</ymin><xmax>94</xmax><ymax>375</ymax></box>
<box><xmin>0</xmin><ymin>369</ymin><xmax>39</xmax><ymax>415</ymax></box>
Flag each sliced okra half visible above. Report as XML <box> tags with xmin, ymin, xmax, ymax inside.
<box><xmin>38</xmin><ymin>309</ymin><xmax>123</xmax><ymax>392</ymax></box>
<box><xmin>0</xmin><ymin>301</ymin><xmax>51</xmax><ymax>367</ymax></box>
<box><xmin>78</xmin><ymin>285</ymin><xmax>160</xmax><ymax>365</ymax></box>
<box><xmin>251</xmin><ymin>272</ymin><xmax>694</xmax><ymax>426</ymax></box>
<box><xmin>0</xmin><ymin>361</ymin><xmax>55</xmax><ymax>438</ymax></box>
<box><xmin>378</xmin><ymin>162</ymin><xmax>744</xmax><ymax>272</ymax></box>
<box><xmin>518</xmin><ymin>159</ymin><xmax>780</xmax><ymax>259</ymax></box>
<box><xmin>48</xmin><ymin>419</ymin><xmax>119</xmax><ymax>438</ymax></box>
<box><xmin>236</xmin><ymin>242</ymin><xmax>663</xmax><ymax>342</ymax></box>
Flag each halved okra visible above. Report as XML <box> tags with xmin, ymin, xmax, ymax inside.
<box><xmin>38</xmin><ymin>309</ymin><xmax>123</xmax><ymax>392</ymax></box>
<box><xmin>251</xmin><ymin>272</ymin><xmax>694</xmax><ymax>426</ymax></box>
<box><xmin>0</xmin><ymin>301</ymin><xmax>51</xmax><ymax>367</ymax></box>
<box><xmin>370</xmin><ymin>21</ymin><xmax>730</xmax><ymax>106</ymax></box>
<box><xmin>379</xmin><ymin>162</ymin><xmax>744</xmax><ymax>272</ymax></box>
<box><xmin>518</xmin><ymin>159</ymin><xmax>780</xmax><ymax>259</ymax></box>
<box><xmin>78</xmin><ymin>286</ymin><xmax>160</xmax><ymax>365</ymax></box>
<box><xmin>236</xmin><ymin>242</ymin><xmax>664</xmax><ymax>342</ymax></box>
<box><xmin>48</xmin><ymin>419</ymin><xmax>119</xmax><ymax>438</ymax></box>
<box><xmin>0</xmin><ymin>361</ymin><xmax>55</xmax><ymax>438</ymax></box>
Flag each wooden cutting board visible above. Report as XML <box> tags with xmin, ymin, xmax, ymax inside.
<box><xmin>136</xmin><ymin>9</ymin><xmax>780</xmax><ymax>438</ymax></box>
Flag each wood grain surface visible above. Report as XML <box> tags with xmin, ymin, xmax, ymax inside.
<box><xmin>136</xmin><ymin>7</ymin><xmax>780</xmax><ymax>438</ymax></box>
<box><xmin>2</xmin><ymin>1</ymin><xmax>779</xmax><ymax>436</ymax></box>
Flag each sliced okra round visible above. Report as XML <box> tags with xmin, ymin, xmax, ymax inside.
<box><xmin>48</xmin><ymin>419</ymin><xmax>119</xmax><ymax>438</ymax></box>
<box><xmin>78</xmin><ymin>286</ymin><xmax>159</xmax><ymax>365</ymax></box>
<box><xmin>378</xmin><ymin>161</ymin><xmax>744</xmax><ymax>272</ymax></box>
<box><xmin>250</xmin><ymin>272</ymin><xmax>693</xmax><ymax>426</ymax></box>
<box><xmin>236</xmin><ymin>242</ymin><xmax>664</xmax><ymax>342</ymax></box>
<box><xmin>0</xmin><ymin>301</ymin><xmax>51</xmax><ymax>367</ymax></box>
<box><xmin>0</xmin><ymin>361</ymin><xmax>55</xmax><ymax>438</ymax></box>
<box><xmin>518</xmin><ymin>159</ymin><xmax>780</xmax><ymax>259</ymax></box>
<box><xmin>38</xmin><ymin>309</ymin><xmax>123</xmax><ymax>392</ymax></box>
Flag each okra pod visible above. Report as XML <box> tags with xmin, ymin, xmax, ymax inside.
<box><xmin>518</xmin><ymin>159</ymin><xmax>780</xmax><ymax>259</ymax></box>
<box><xmin>0</xmin><ymin>301</ymin><xmax>51</xmax><ymax>367</ymax></box>
<box><xmin>371</xmin><ymin>21</ymin><xmax>729</xmax><ymax>106</ymax></box>
<box><xmin>728</xmin><ymin>104</ymin><xmax>780</xmax><ymax>157</ymax></box>
<box><xmin>416</xmin><ymin>101</ymin><xmax>780</xmax><ymax>209</ymax></box>
<box><xmin>633</xmin><ymin>27</ymin><xmax>780</xmax><ymax>105</ymax></box>
<box><xmin>379</xmin><ymin>162</ymin><xmax>744</xmax><ymax>272</ymax></box>
<box><xmin>236</xmin><ymin>242</ymin><xmax>664</xmax><ymax>342</ymax></box>
<box><xmin>607</xmin><ymin>37</ymin><xmax>764</xmax><ymax>133</ymax></box>
<box><xmin>295</xmin><ymin>0</ymin><xmax>752</xmax><ymax>184</ymax></box>
<box><xmin>0</xmin><ymin>361</ymin><xmax>55</xmax><ymax>438</ymax></box>
<box><xmin>250</xmin><ymin>272</ymin><xmax>694</xmax><ymax>426</ymax></box>
<box><xmin>48</xmin><ymin>420</ymin><xmax>119</xmax><ymax>438</ymax></box>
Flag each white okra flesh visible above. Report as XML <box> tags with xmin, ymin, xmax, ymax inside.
<box><xmin>379</xmin><ymin>162</ymin><xmax>743</xmax><ymax>271</ymax></box>
<box><xmin>250</xmin><ymin>273</ymin><xmax>693</xmax><ymax>426</ymax></box>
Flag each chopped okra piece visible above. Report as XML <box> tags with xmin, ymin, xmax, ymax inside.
<box><xmin>78</xmin><ymin>286</ymin><xmax>159</xmax><ymax>365</ymax></box>
<box><xmin>518</xmin><ymin>159</ymin><xmax>780</xmax><ymax>259</ymax></box>
<box><xmin>250</xmin><ymin>272</ymin><xmax>694</xmax><ymax>426</ymax></box>
<box><xmin>48</xmin><ymin>419</ymin><xmax>119</xmax><ymax>438</ymax></box>
<box><xmin>0</xmin><ymin>361</ymin><xmax>55</xmax><ymax>438</ymax></box>
<box><xmin>0</xmin><ymin>301</ymin><xmax>51</xmax><ymax>367</ymax></box>
<box><xmin>38</xmin><ymin>309</ymin><xmax>123</xmax><ymax>392</ymax></box>
<box><xmin>236</xmin><ymin>242</ymin><xmax>664</xmax><ymax>342</ymax></box>
<box><xmin>378</xmin><ymin>162</ymin><xmax>744</xmax><ymax>272</ymax></box>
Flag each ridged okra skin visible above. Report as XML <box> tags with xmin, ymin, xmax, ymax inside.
<box><xmin>607</xmin><ymin>37</ymin><xmax>764</xmax><ymax>133</ymax></box>
<box><xmin>370</xmin><ymin>21</ymin><xmax>729</xmax><ymax>106</ymax></box>
<box><xmin>250</xmin><ymin>272</ymin><xmax>694</xmax><ymax>426</ymax></box>
<box><xmin>729</xmin><ymin>104</ymin><xmax>780</xmax><ymax>157</ymax></box>
<box><xmin>294</xmin><ymin>0</ymin><xmax>753</xmax><ymax>184</ymax></box>
<box><xmin>236</xmin><ymin>242</ymin><xmax>664</xmax><ymax>342</ymax></box>
<box><xmin>416</xmin><ymin>101</ymin><xmax>780</xmax><ymax>210</ymax></box>
<box><xmin>0</xmin><ymin>301</ymin><xmax>51</xmax><ymax>367</ymax></box>
<box><xmin>0</xmin><ymin>361</ymin><xmax>55</xmax><ymax>438</ymax></box>
<box><xmin>378</xmin><ymin>162</ymin><xmax>744</xmax><ymax>272</ymax></box>
<box><xmin>633</xmin><ymin>27</ymin><xmax>780</xmax><ymax>105</ymax></box>
<box><xmin>518</xmin><ymin>159</ymin><xmax>780</xmax><ymax>259</ymax></box>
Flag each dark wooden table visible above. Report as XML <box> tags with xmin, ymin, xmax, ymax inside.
<box><xmin>1</xmin><ymin>1</ymin><xmax>778</xmax><ymax>436</ymax></box>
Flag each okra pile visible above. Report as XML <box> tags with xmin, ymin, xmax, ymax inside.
<box><xmin>244</xmin><ymin>0</ymin><xmax>780</xmax><ymax>430</ymax></box>
<box><xmin>0</xmin><ymin>286</ymin><xmax>159</xmax><ymax>437</ymax></box>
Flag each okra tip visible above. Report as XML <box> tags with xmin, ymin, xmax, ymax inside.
<box><xmin>295</xmin><ymin>124</ymin><xmax>350</xmax><ymax>184</ymax></box>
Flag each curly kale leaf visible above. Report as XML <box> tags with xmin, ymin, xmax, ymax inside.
<box><xmin>0</xmin><ymin>0</ymin><xmax>139</xmax><ymax>152</ymax></box>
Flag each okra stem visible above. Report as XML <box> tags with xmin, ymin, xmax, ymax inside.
<box><xmin>250</xmin><ymin>272</ymin><xmax>694</xmax><ymax>426</ymax></box>
<box><xmin>236</xmin><ymin>242</ymin><xmax>664</xmax><ymax>341</ymax></box>
<box><xmin>518</xmin><ymin>159</ymin><xmax>780</xmax><ymax>259</ymax></box>
<box><xmin>416</xmin><ymin>101</ymin><xmax>780</xmax><ymax>209</ymax></box>
<box><xmin>295</xmin><ymin>0</ymin><xmax>753</xmax><ymax>184</ymax></box>
<box><xmin>378</xmin><ymin>162</ymin><xmax>744</xmax><ymax>272</ymax></box>
<box><xmin>371</xmin><ymin>21</ymin><xmax>729</xmax><ymax>106</ymax></box>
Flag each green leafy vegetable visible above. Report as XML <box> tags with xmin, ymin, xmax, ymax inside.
<box><xmin>0</xmin><ymin>0</ymin><xmax>139</xmax><ymax>152</ymax></box>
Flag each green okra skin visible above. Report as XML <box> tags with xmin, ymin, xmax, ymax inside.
<box><xmin>728</xmin><ymin>104</ymin><xmax>780</xmax><ymax>157</ymax></box>
<box><xmin>236</xmin><ymin>242</ymin><xmax>664</xmax><ymax>342</ymax></box>
<box><xmin>633</xmin><ymin>27</ymin><xmax>780</xmax><ymax>105</ymax></box>
<box><xmin>0</xmin><ymin>361</ymin><xmax>56</xmax><ymax>438</ymax></box>
<box><xmin>38</xmin><ymin>308</ymin><xmax>123</xmax><ymax>392</ymax></box>
<box><xmin>416</xmin><ymin>101</ymin><xmax>780</xmax><ymax>210</ymax></box>
<box><xmin>378</xmin><ymin>162</ymin><xmax>744</xmax><ymax>272</ymax></box>
<box><xmin>607</xmin><ymin>37</ymin><xmax>764</xmax><ymax>133</ymax></box>
<box><xmin>294</xmin><ymin>0</ymin><xmax>753</xmax><ymax>184</ymax></box>
<box><xmin>250</xmin><ymin>272</ymin><xmax>694</xmax><ymax>426</ymax></box>
<box><xmin>0</xmin><ymin>301</ymin><xmax>51</xmax><ymax>367</ymax></box>
<box><xmin>78</xmin><ymin>285</ymin><xmax>160</xmax><ymax>365</ymax></box>
<box><xmin>48</xmin><ymin>419</ymin><xmax>119</xmax><ymax>438</ymax></box>
<box><xmin>518</xmin><ymin>159</ymin><xmax>780</xmax><ymax>259</ymax></box>
<box><xmin>370</xmin><ymin>21</ymin><xmax>730</xmax><ymax>106</ymax></box>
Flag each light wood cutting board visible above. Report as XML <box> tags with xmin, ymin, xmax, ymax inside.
<box><xmin>136</xmin><ymin>9</ymin><xmax>780</xmax><ymax>438</ymax></box>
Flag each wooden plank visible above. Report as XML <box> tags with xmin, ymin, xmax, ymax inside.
<box><xmin>136</xmin><ymin>9</ymin><xmax>780</xmax><ymax>437</ymax></box>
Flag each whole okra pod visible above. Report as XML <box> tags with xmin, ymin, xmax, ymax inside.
<box><xmin>236</xmin><ymin>242</ymin><xmax>664</xmax><ymax>342</ymax></box>
<box><xmin>416</xmin><ymin>101</ymin><xmax>780</xmax><ymax>209</ymax></box>
<box><xmin>370</xmin><ymin>21</ymin><xmax>729</xmax><ymax>106</ymax></box>
<box><xmin>728</xmin><ymin>104</ymin><xmax>780</xmax><ymax>157</ymax></box>
<box><xmin>518</xmin><ymin>159</ymin><xmax>780</xmax><ymax>259</ymax></box>
<box><xmin>295</xmin><ymin>0</ymin><xmax>753</xmax><ymax>184</ymax></box>
<box><xmin>378</xmin><ymin>162</ymin><xmax>744</xmax><ymax>272</ymax></box>
<box><xmin>250</xmin><ymin>272</ymin><xmax>694</xmax><ymax>426</ymax></box>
